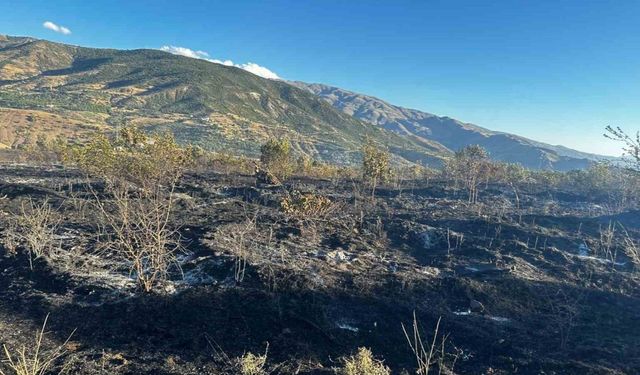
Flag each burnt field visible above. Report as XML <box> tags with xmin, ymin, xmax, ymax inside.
<box><xmin>0</xmin><ymin>164</ymin><xmax>639</xmax><ymax>374</ymax></box>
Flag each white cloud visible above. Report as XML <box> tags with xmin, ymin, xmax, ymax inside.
<box><xmin>43</xmin><ymin>21</ymin><xmax>71</xmax><ymax>35</ymax></box>
<box><xmin>159</xmin><ymin>45</ymin><xmax>209</xmax><ymax>60</ymax></box>
<box><xmin>159</xmin><ymin>45</ymin><xmax>280</xmax><ymax>80</ymax></box>
<box><xmin>236</xmin><ymin>62</ymin><xmax>280</xmax><ymax>80</ymax></box>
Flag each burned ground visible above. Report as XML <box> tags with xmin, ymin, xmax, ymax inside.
<box><xmin>0</xmin><ymin>165</ymin><xmax>639</xmax><ymax>374</ymax></box>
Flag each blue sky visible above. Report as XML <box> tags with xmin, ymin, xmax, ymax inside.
<box><xmin>2</xmin><ymin>0</ymin><xmax>639</xmax><ymax>156</ymax></box>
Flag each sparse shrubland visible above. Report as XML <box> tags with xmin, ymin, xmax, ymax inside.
<box><xmin>1</xmin><ymin>34</ymin><xmax>640</xmax><ymax>375</ymax></box>
<box><xmin>0</xmin><ymin>127</ymin><xmax>639</xmax><ymax>375</ymax></box>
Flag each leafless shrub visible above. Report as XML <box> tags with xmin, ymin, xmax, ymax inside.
<box><xmin>65</xmin><ymin>182</ymin><xmax>90</xmax><ymax>221</ymax></box>
<box><xmin>0</xmin><ymin>314</ymin><xmax>75</xmax><ymax>375</ymax></box>
<box><xmin>93</xmin><ymin>187</ymin><xmax>184</xmax><ymax>292</ymax></box>
<box><xmin>19</xmin><ymin>199</ymin><xmax>59</xmax><ymax>257</ymax></box>
<box><xmin>211</xmin><ymin>217</ymin><xmax>260</xmax><ymax>283</ymax></box>
<box><xmin>6</xmin><ymin>198</ymin><xmax>60</xmax><ymax>269</ymax></box>
<box><xmin>605</xmin><ymin>126</ymin><xmax>640</xmax><ymax>170</ymax></box>
<box><xmin>402</xmin><ymin>313</ymin><xmax>460</xmax><ymax>375</ymax></box>
<box><xmin>540</xmin><ymin>282</ymin><xmax>587</xmax><ymax>351</ymax></box>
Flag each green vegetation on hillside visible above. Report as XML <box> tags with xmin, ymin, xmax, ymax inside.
<box><xmin>0</xmin><ymin>36</ymin><xmax>441</xmax><ymax>165</ymax></box>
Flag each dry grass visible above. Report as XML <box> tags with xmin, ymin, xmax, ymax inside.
<box><xmin>238</xmin><ymin>344</ymin><xmax>269</xmax><ymax>375</ymax></box>
<box><xmin>1</xmin><ymin>221</ymin><xmax>19</xmax><ymax>256</ymax></box>
<box><xmin>0</xmin><ymin>315</ymin><xmax>74</xmax><ymax>375</ymax></box>
<box><xmin>619</xmin><ymin>223</ymin><xmax>640</xmax><ymax>272</ymax></box>
<box><xmin>338</xmin><ymin>347</ymin><xmax>390</xmax><ymax>375</ymax></box>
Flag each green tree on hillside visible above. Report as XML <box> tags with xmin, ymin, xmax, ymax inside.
<box><xmin>260</xmin><ymin>138</ymin><xmax>294</xmax><ymax>181</ymax></box>
<box><xmin>361</xmin><ymin>138</ymin><xmax>391</xmax><ymax>199</ymax></box>
<box><xmin>445</xmin><ymin>145</ymin><xmax>492</xmax><ymax>204</ymax></box>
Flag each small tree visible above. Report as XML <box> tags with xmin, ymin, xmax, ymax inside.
<box><xmin>446</xmin><ymin>145</ymin><xmax>493</xmax><ymax>203</ymax></box>
<box><xmin>361</xmin><ymin>139</ymin><xmax>391</xmax><ymax>199</ymax></box>
<box><xmin>260</xmin><ymin>138</ymin><xmax>294</xmax><ymax>181</ymax></box>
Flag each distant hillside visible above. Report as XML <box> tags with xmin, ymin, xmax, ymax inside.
<box><xmin>0</xmin><ymin>35</ymin><xmax>444</xmax><ymax>165</ymax></box>
<box><xmin>290</xmin><ymin>82</ymin><xmax>611</xmax><ymax>170</ymax></box>
<box><xmin>0</xmin><ymin>35</ymin><xmax>612</xmax><ymax>170</ymax></box>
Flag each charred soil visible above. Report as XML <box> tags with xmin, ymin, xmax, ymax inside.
<box><xmin>0</xmin><ymin>165</ymin><xmax>638</xmax><ymax>374</ymax></box>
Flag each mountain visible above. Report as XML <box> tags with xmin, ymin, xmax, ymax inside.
<box><xmin>0</xmin><ymin>35</ymin><xmax>611</xmax><ymax>170</ymax></box>
<box><xmin>290</xmin><ymin>82</ymin><xmax>610</xmax><ymax>170</ymax></box>
<box><xmin>0</xmin><ymin>35</ymin><xmax>444</xmax><ymax>165</ymax></box>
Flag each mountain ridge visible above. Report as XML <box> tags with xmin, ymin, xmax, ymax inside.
<box><xmin>0</xmin><ymin>34</ymin><xmax>611</xmax><ymax>170</ymax></box>
<box><xmin>290</xmin><ymin>81</ymin><xmax>612</xmax><ymax>170</ymax></box>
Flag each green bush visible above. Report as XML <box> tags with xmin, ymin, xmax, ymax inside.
<box><xmin>260</xmin><ymin>138</ymin><xmax>294</xmax><ymax>181</ymax></box>
<box><xmin>361</xmin><ymin>139</ymin><xmax>391</xmax><ymax>198</ymax></box>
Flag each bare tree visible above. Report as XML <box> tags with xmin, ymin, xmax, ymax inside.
<box><xmin>402</xmin><ymin>313</ymin><xmax>461</xmax><ymax>375</ymax></box>
<box><xmin>605</xmin><ymin>126</ymin><xmax>640</xmax><ymax>169</ymax></box>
